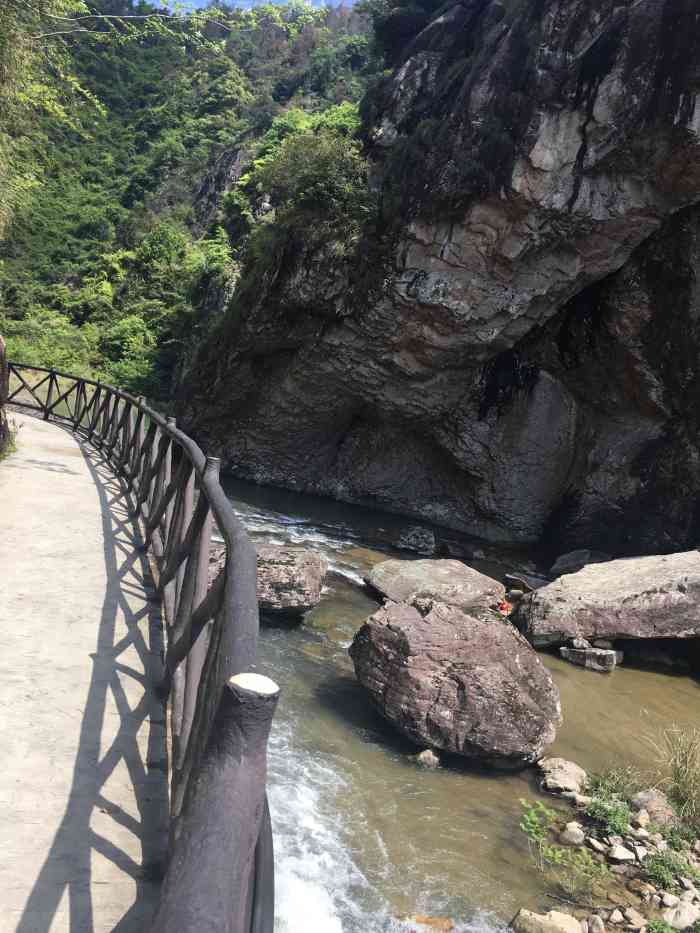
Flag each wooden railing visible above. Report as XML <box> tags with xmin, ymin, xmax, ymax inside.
<box><xmin>0</xmin><ymin>338</ymin><xmax>8</xmax><ymax>455</ymax></box>
<box><xmin>6</xmin><ymin>360</ymin><xmax>277</xmax><ymax>933</ymax></box>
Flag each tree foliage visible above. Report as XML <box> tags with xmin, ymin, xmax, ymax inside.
<box><xmin>0</xmin><ymin>0</ymin><xmax>380</xmax><ymax>396</ymax></box>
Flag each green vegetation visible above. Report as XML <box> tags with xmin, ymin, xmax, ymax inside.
<box><xmin>519</xmin><ymin>800</ymin><xmax>610</xmax><ymax>900</ymax></box>
<box><xmin>0</xmin><ymin>1</ymin><xmax>380</xmax><ymax>398</ymax></box>
<box><xmin>647</xmin><ymin>921</ymin><xmax>677</xmax><ymax>933</ymax></box>
<box><xmin>588</xmin><ymin>766</ymin><xmax>646</xmax><ymax>802</ymax></box>
<box><xmin>644</xmin><ymin>850</ymin><xmax>700</xmax><ymax>890</ymax></box>
<box><xmin>584</xmin><ymin>796</ymin><xmax>632</xmax><ymax>836</ymax></box>
<box><xmin>583</xmin><ymin>766</ymin><xmax>639</xmax><ymax>835</ymax></box>
<box><xmin>649</xmin><ymin>726</ymin><xmax>700</xmax><ymax>831</ymax></box>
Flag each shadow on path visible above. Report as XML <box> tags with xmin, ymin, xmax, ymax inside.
<box><xmin>15</xmin><ymin>429</ymin><xmax>168</xmax><ymax>933</ymax></box>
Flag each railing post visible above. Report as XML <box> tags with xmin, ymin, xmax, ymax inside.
<box><xmin>44</xmin><ymin>372</ymin><xmax>55</xmax><ymax>421</ymax></box>
<box><xmin>151</xmin><ymin>674</ymin><xmax>279</xmax><ymax>933</ymax></box>
<box><xmin>178</xmin><ymin>457</ymin><xmax>218</xmax><ymax>773</ymax></box>
<box><xmin>132</xmin><ymin>396</ymin><xmax>146</xmax><ymax>479</ymax></box>
<box><xmin>164</xmin><ymin>417</ymin><xmax>176</xmax><ymax>540</ymax></box>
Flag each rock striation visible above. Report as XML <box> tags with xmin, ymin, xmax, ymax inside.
<box><xmin>181</xmin><ymin>0</ymin><xmax>700</xmax><ymax>556</ymax></box>
<box><xmin>514</xmin><ymin>551</ymin><xmax>700</xmax><ymax>646</ymax></box>
<box><xmin>349</xmin><ymin>600</ymin><xmax>561</xmax><ymax>767</ymax></box>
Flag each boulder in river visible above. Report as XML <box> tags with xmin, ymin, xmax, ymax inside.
<box><xmin>538</xmin><ymin>758</ymin><xmax>588</xmax><ymax>797</ymax></box>
<box><xmin>513</xmin><ymin>552</ymin><xmax>700</xmax><ymax>647</ymax></box>
<box><xmin>349</xmin><ymin>600</ymin><xmax>561</xmax><ymax>768</ymax></box>
<box><xmin>256</xmin><ymin>545</ymin><xmax>328</xmax><ymax>615</ymax></box>
<box><xmin>395</xmin><ymin>526</ymin><xmax>436</xmax><ymax>556</ymax></box>
<box><xmin>512</xmin><ymin>909</ymin><xmax>581</xmax><ymax>933</ymax></box>
<box><xmin>550</xmin><ymin>550</ymin><xmax>611</xmax><ymax>578</ymax></box>
<box><xmin>210</xmin><ymin>544</ymin><xmax>328</xmax><ymax>617</ymax></box>
<box><xmin>559</xmin><ymin>646</ymin><xmax>622</xmax><ymax>673</ymax></box>
<box><xmin>366</xmin><ymin>559</ymin><xmax>505</xmax><ymax>619</ymax></box>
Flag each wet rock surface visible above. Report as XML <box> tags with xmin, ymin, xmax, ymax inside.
<box><xmin>349</xmin><ymin>600</ymin><xmax>561</xmax><ymax>767</ymax></box>
<box><xmin>514</xmin><ymin>551</ymin><xmax>700</xmax><ymax>646</ymax></box>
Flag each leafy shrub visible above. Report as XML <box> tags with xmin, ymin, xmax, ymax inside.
<box><xmin>257</xmin><ymin>129</ymin><xmax>369</xmax><ymax>217</ymax></box>
<box><xmin>647</xmin><ymin>921</ymin><xmax>677</xmax><ymax>933</ymax></box>
<box><xmin>584</xmin><ymin>797</ymin><xmax>632</xmax><ymax>835</ymax></box>
<box><xmin>644</xmin><ymin>850</ymin><xmax>700</xmax><ymax>889</ymax></box>
<box><xmin>519</xmin><ymin>800</ymin><xmax>610</xmax><ymax>899</ymax></box>
<box><xmin>663</xmin><ymin>822</ymin><xmax>696</xmax><ymax>852</ymax></box>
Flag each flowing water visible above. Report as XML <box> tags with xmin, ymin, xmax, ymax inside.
<box><xmin>222</xmin><ymin>479</ymin><xmax>700</xmax><ymax>933</ymax></box>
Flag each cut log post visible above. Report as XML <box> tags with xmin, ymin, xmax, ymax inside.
<box><xmin>151</xmin><ymin>673</ymin><xmax>279</xmax><ymax>933</ymax></box>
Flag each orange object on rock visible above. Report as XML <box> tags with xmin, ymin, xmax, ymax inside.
<box><xmin>411</xmin><ymin>917</ymin><xmax>455</xmax><ymax>932</ymax></box>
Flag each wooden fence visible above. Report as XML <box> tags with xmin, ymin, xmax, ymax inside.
<box><xmin>6</xmin><ymin>360</ymin><xmax>277</xmax><ymax>933</ymax></box>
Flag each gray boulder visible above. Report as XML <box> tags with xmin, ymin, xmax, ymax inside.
<box><xmin>210</xmin><ymin>544</ymin><xmax>328</xmax><ymax>616</ymax></box>
<box><xmin>662</xmin><ymin>904</ymin><xmax>700</xmax><ymax>931</ymax></box>
<box><xmin>512</xmin><ymin>910</ymin><xmax>581</xmax><ymax>933</ymax></box>
<box><xmin>538</xmin><ymin>757</ymin><xmax>588</xmax><ymax>796</ymax></box>
<box><xmin>631</xmin><ymin>788</ymin><xmax>676</xmax><ymax>828</ymax></box>
<box><xmin>396</xmin><ymin>526</ymin><xmax>436</xmax><ymax>556</ymax></box>
<box><xmin>366</xmin><ymin>559</ymin><xmax>505</xmax><ymax>618</ymax></box>
<box><xmin>349</xmin><ymin>600</ymin><xmax>561</xmax><ymax>768</ymax></box>
<box><xmin>550</xmin><ymin>550</ymin><xmax>611</xmax><ymax>578</ymax></box>
<box><xmin>559</xmin><ymin>646</ymin><xmax>622</xmax><ymax>673</ymax></box>
<box><xmin>256</xmin><ymin>545</ymin><xmax>328</xmax><ymax>615</ymax></box>
<box><xmin>514</xmin><ymin>552</ymin><xmax>700</xmax><ymax>646</ymax></box>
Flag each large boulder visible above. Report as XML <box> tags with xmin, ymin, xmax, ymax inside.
<box><xmin>256</xmin><ymin>545</ymin><xmax>328</xmax><ymax>615</ymax></box>
<box><xmin>366</xmin><ymin>559</ymin><xmax>505</xmax><ymax>618</ymax></box>
<box><xmin>210</xmin><ymin>544</ymin><xmax>328</xmax><ymax>616</ymax></box>
<box><xmin>514</xmin><ymin>552</ymin><xmax>700</xmax><ymax>646</ymax></box>
<box><xmin>348</xmin><ymin>600</ymin><xmax>561</xmax><ymax>768</ymax></box>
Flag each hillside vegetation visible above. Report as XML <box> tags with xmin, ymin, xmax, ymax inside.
<box><xmin>0</xmin><ymin>0</ymin><xmax>380</xmax><ymax>397</ymax></box>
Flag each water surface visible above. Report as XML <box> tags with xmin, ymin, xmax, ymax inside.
<box><xmin>222</xmin><ymin>479</ymin><xmax>700</xmax><ymax>933</ymax></box>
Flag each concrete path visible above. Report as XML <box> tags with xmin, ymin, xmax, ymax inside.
<box><xmin>0</xmin><ymin>414</ymin><xmax>168</xmax><ymax>933</ymax></box>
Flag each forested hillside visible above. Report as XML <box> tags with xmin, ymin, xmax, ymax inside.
<box><xmin>0</xmin><ymin>0</ymin><xmax>380</xmax><ymax>396</ymax></box>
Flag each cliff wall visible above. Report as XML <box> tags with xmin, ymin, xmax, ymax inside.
<box><xmin>181</xmin><ymin>0</ymin><xmax>700</xmax><ymax>554</ymax></box>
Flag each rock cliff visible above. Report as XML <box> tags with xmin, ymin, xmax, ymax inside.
<box><xmin>181</xmin><ymin>0</ymin><xmax>700</xmax><ymax>554</ymax></box>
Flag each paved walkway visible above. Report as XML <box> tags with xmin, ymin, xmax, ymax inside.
<box><xmin>0</xmin><ymin>414</ymin><xmax>168</xmax><ymax>933</ymax></box>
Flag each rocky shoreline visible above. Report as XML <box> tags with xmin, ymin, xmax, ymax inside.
<box><xmin>208</xmin><ymin>534</ymin><xmax>700</xmax><ymax>931</ymax></box>
<box><xmin>510</xmin><ymin>759</ymin><xmax>700</xmax><ymax>933</ymax></box>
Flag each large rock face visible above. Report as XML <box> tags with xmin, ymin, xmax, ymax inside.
<box><xmin>181</xmin><ymin>1</ymin><xmax>700</xmax><ymax>554</ymax></box>
<box><xmin>514</xmin><ymin>551</ymin><xmax>700</xmax><ymax>646</ymax></box>
<box><xmin>349</xmin><ymin>601</ymin><xmax>561</xmax><ymax>767</ymax></box>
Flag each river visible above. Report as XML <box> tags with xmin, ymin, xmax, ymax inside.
<box><xmin>221</xmin><ymin>478</ymin><xmax>700</xmax><ymax>933</ymax></box>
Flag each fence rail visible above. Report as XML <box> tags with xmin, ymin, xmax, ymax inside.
<box><xmin>0</xmin><ymin>338</ymin><xmax>8</xmax><ymax>455</ymax></box>
<box><xmin>6</xmin><ymin>360</ymin><xmax>277</xmax><ymax>933</ymax></box>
